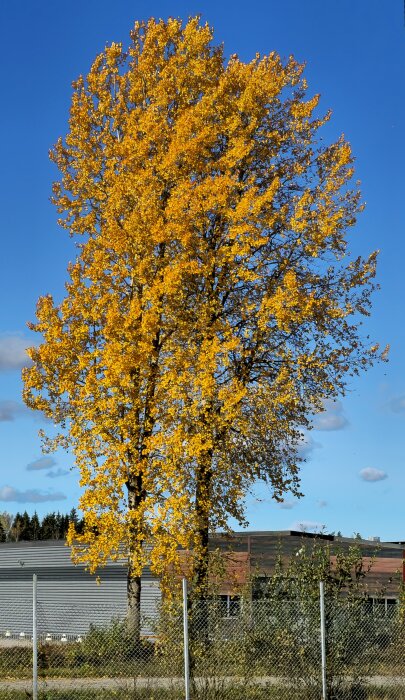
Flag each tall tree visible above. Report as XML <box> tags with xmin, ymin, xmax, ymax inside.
<box><xmin>41</xmin><ymin>512</ymin><xmax>59</xmax><ymax>540</ymax></box>
<box><xmin>13</xmin><ymin>511</ymin><xmax>33</xmax><ymax>541</ymax></box>
<box><xmin>23</xmin><ymin>18</ymin><xmax>381</xmax><ymax>631</ymax></box>
<box><xmin>31</xmin><ymin>512</ymin><xmax>41</xmax><ymax>540</ymax></box>
<box><xmin>12</xmin><ymin>512</ymin><xmax>23</xmax><ymax>542</ymax></box>
<box><xmin>68</xmin><ymin>508</ymin><xmax>79</xmax><ymax>528</ymax></box>
<box><xmin>0</xmin><ymin>512</ymin><xmax>13</xmax><ymax>541</ymax></box>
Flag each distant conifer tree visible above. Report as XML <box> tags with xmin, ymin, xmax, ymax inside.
<box><xmin>30</xmin><ymin>512</ymin><xmax>41</xmax><ymax>540</ymax></box>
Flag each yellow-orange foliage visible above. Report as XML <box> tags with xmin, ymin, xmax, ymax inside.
<box><xmin>23</xmin><ymin>18</ymin><xmax>380</xmax><ymax>604</ymax></box>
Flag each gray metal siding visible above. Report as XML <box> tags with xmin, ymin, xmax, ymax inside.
<box><xmin>0</xmin><ymin>542</ymin><xmax>161</xmax><ymax>638</ymax></box>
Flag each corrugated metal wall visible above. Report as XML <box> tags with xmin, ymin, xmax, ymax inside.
<box><xmin>2</xmin><ymin>532</ymin><xmax>401</xmax><ymax>638</ymax></box>
<box><xmin>0</xmin><ymin>541</ymin><xmax>161</xmax><ymax>637</ymax></box>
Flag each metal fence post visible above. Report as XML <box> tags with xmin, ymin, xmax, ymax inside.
<box><xmin>319</xmin><ymin>581</ymin><xmax>327</xmax><ymax>700</ymax></box>
<box><xmin>33</xmin><ymin>574</ymin><xmax>38</xmax><ymax>700</ymax></box>
<box><xmin>182</xmin><ymin>578</ymin><xmax>190</xmax><ymax>700</ymax></box>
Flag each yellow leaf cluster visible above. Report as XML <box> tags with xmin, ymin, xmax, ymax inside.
<box><xmin>23</xmin><ymin>17</ymin><xmax>380</xmax><ymax>594</ymax></box>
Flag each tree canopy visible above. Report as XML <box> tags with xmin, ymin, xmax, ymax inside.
<box><xmin>23</xmin><ymin>17</ymin><xmax>381</xmax><ymax>619</ymax></box>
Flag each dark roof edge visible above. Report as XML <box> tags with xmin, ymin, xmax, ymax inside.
<box><xmin>0</xmin><ymin>539</ymin><xmax>67</xmax><ymax>548</ymax></box>
<box><xmin>1</xmin><ymin>531</ymin><xmax>403</xmax><ymax>549</ymax></box>
<box><xmin>213</xmin><ymin>530</ymin><xmax>404</xmax><ymax>548</ymax></box>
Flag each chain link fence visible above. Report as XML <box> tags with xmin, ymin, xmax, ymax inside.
<box><xmin>0</xmin><ymin>577</ymin><xmax>404</xmax><ymax>699</ymax></box>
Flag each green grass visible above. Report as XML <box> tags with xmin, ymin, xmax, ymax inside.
<box><xmin>0</xmin><ymin>642</ymin><xmax>181</xmax><ymax>679</ymax></box>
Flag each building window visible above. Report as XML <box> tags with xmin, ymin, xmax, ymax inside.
<box><xmin>365</xmin><ymin>597</ymin><xmax>398</xmax><ymax>616</ymax></box>
<box><xmin>219</xmin><ymin>594</ymin><xmax>241</xmax><ymax>618</ymax></box>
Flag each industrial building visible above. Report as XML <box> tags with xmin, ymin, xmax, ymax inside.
<box><xmin>0</xmin><ymin>539</ymin><xmax>159</xmax><ymax>638</ymax></box>
<box><xmin>0</xmin><ymin>531</ymin><xmax>403</xmax><ymax>638</ymax></box>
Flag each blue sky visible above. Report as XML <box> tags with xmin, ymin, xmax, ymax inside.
<box><xmin>0</xmin><ymin>0</ymin><xmax>404</xmax><ymax>541</ymax></box>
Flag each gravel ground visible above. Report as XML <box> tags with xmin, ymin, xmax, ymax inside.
<box><xmin>1</xmin><ymin>675</ymin><xmax>405</xmax><ymax>692</ymax></box>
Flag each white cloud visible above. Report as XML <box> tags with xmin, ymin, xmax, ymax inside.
<box><xmin>290</xmin><ymin>520</ymin><xmax>325</xmax><ymax>533</ymax></box>
<box><xmin>46</xmin><ymin>468</ymin><xmax>69</xmax><ymax>479</ymax></box>
<box><xmin>296</xmin><ymin>433</ymin><xmax>321</xmax><ymax>459</ymax></box>
<box><xmin>0</xmin><ymin>485</ymin><xmax>67</xmax><ymax>503</ymax></box>
<box><xmin>359</xmin><ymin>467</ymin><xmax>388</xmax><ymax>482</ymax></box>
<box><xmin>279</xmin><ymin>500</ymin><xmax>296</xmax><ymax>510</ymax></box>
<box><xmin>313</xmin><ymin>399</ymin><xmax>348</xmax><ymax>431</ymax></box>
<box><xmin>26</xmin><ymin>456</ymin><xmax>57</xmax><ymax>471</ymax></box>
<box><xmin>0</xmin><ymin>335</ymin><xmax>32</xmax><ymax>371</ymax></box>
<box><xmin>314</xmin><ymin>414</ymin><xmax>347</xmax><ymax>430</ymax></box>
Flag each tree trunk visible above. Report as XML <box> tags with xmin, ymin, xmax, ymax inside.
<box><xmin>127</xmin><ymin>559</ymin><xmax>142</xmax><ymax>641</ymax></box>
<box><xmin>193</xmin><ymin>506</ymin><xmax>210</xmax><ymax>597</ymax></box>
<box><xmin>193</xmin><ymin>456</ymin><xmax>212</xmax><ymax>595</ymax></box>
<box><xmin>190</xmin><ymin>453</ymin><xmax>212</xmax><ymax>650</ymax></box>
<box><xmin>126</xmin><ymin>473</ymin><xmax>146</xmax><ymax>642</ymax></box>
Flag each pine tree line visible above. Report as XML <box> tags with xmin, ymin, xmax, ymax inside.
<box><xmin>0</xmin><ymin>509</ymin><xmax>84</xmax><ymax>542</ymax></box>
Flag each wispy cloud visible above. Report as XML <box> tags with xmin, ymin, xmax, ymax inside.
<box><xmin>0</xmin><ymin>485</ymin><xmax>67</xmax><ymax>503</ymax></box>
<box><xmin>46</xmin><ymin>468</ymin><xmax>69</xmax><ymax>479</ymax></box>
<box><xmin>26</xmin><ymin>456</ymin><xmax>57</xmax><ymax>472</ymax></box>
<box><xmin>359</xmin><ymin>467</ymin><xmax>388</xmax><ymax>482</ymax></box>
<box><xmin>0</xmin><ymin>400</ymin><xmax>49</xmax><ymax>425</ymax></box>
<box><xmin>279</xmin><ymin>500</ymin><xmax>297</xmax><ymax>510</ymax></box>
<box><xmin>0</xmin><ymin>401</ymin><xmax>26</xmax><ymax>422</ymax></box>
<box><xmin>313</xmin><ymin>399</ymin><xmax>348</xmax><ymax>431</ymax></box>
<box><xmin>389</xmin><ymin>396</ymin><xmax>405</xmax><ymax>414</ymax></box>
<box><xmin>0</xmin><ymin>335</ymin><xmax>32</xmax><ymax>371</ymax></box>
